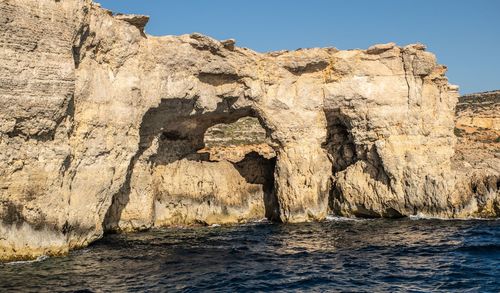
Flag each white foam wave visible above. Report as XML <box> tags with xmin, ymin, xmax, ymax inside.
<box><xmin>325</xmin><ymin>215</ymin><xmax>371</xmax><ymax>222</ymax></box>
<box><xmin>409</xmin><ymin>214</ymin><xmax>498</xmax><ymax>221</ymax></box>
<box><xmin>7</xmin><ymin>255</ymin><xmax>48</xmax><ymax>265</ymax></box>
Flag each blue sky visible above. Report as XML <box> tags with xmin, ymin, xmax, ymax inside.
<box><xmin>96</xmin><ymin>0</ymin><xmax>500</xmax><ymax>94</ymax></box>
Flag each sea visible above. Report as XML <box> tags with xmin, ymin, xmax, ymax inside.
<box><xmin>1</xmin><ymin>217</ymin><xmax>499</xmax><ymax>292</ymax></box>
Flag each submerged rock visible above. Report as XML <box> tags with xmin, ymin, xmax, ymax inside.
<box><xmin>0</xmin><ymin>0</ymin><xmax>497</xmax><ymax>261</ymax></box>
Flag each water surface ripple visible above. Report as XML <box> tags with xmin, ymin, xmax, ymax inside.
<box><xmin>1</xmin><ymin>218</ymin><xmax>499</xmax><ymax>292</ymax></box>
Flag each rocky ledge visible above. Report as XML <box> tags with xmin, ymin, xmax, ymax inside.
<box><xmin>0</xmin><ymin>0</ymin><xmax>498</xmax><ymax>261</ymax></box>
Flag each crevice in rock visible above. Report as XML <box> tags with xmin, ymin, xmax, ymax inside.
<box><xmin>72</xmin><ymin>23</ymin><xmax>90</xmax><ymax>69</ymax></box>
<box><xmin>284</xmin><ymin>60</ymin><xmax>329</xmax><ymax>76</ymax></box>
<box><xmin>401</xmin><ymin>50</ymin><xmax>411</xmax><ymax>108</ymax></box>
<box><xmin>323</xmin><ymin>108</ymin><xmax>395</xmax><ymax>218</ymax></box>
<box><xmin>322</xmin><ymin>109</ymin><xmax>357</xmax><ymax>173</ymax></box>
<box><xmin>197</xmin><ymin>72</ymin><xmax>242</xmax><ymax>86</ymax></box>
<box><xmin>232</xmin><ymin>152</ymin><xmax>279</xmax><ymax>222</ymax></box>
<box><xmin>362</xmin><ymin>145</ymin><xmax>391</xmax><ymax>186</ymax></box>
<box><xmin>322</xmin><ymin>109</ymin><xmax>357</xmax><ymax>215</ymax></box>
<box><xmin>71</xmin><ymin>4</ymin><xmax>92</xmax><ymax>69</ymax></box>
<box><xmin>468</xmin><ymin>174</ymin><xmax>499</xmax><ymax>217</ymax></box>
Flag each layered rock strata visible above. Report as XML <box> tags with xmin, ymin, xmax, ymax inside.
<box><xmin>452</xmin><ymin>91</ymin><xmax>499</xmax><ymax>217</ymax></box>
<box><xmin>0</xmin><ymin>0</ymin><xmax>497</xmax><ymax>261</ymax></box>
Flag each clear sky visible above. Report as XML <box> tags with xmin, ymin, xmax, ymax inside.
<box><xmin>96</xmin><ymin>0</ymin><xmax>500</xmax><ymax>94</ymax></box>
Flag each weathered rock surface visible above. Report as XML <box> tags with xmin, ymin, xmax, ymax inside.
<box><xmin>454</xmin><ymin>90</ymin><xmax>499</xmax><ymax>173</ymax></box>
<box><xmin>0</xmin><ymin>0</ymin><xmax>497</xmax><ymax>261</ymax></box>
<box><xmin>451</xmin><ymin>91</ymin><xmax>500</xmax><ymax>217</ymax></box>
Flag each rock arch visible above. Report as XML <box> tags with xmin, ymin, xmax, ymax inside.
<box><xmin>103</xmin><ymin>97</ymin><xmax>280</xmax><ymax>231</ymax></box>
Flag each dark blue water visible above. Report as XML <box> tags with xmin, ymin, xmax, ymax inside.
<box><xmin>1</xmin><ymin>218</ymin><xmax>499</xmax><ymax>292</ymax></box>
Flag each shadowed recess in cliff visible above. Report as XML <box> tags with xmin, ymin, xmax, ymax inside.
<box><xmin>233</xmin><ymin>152</ymin><xmax>279</xmax><ymax>222</ymax></box>
<box><xmin>322</xmin><ymin>109</ymin><xmax>357</xmax><ymax>174</ymax></box>
<box><xmin>322</xmin><ymin>108</ymin><xmax>357</xmax><ymax>216</ymax></box>
<box><xmin>322</xmin><ymin>108</ymin><xmax>402</xmax><ymax>218</ymax></box>
<box><xmin>104</xmin><ymin>97</ymin><xmax>280</xmax><ymax>231</ymax></box>
<box><xmin>104</xmin><ymin>98</ymin><xmax>199</xmax><ymax>231</ymax></box>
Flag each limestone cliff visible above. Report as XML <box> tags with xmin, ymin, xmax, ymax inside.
<box><xmin>0</xmin><ymin>0</ymin><xmax>497</xmax><ymax>261</ymax></box>
<box><xmin>454</xmin><ymin>90</ymin><xmax>499</xmax><ymax>172</ymax></box>
<box><xmin>452</xmin><ymin>91</ymin><xmax>500</xmax><ymax>217</ymax></box>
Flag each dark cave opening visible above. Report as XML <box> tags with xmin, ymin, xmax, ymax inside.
<box><xmin>233</xmin><ymin>152</ymin><xmax>279</xmax><ymax>222</ymax></box>
<box><xmin>323</xmin><ymin>109</ymin><xmax>404</xmax><ymax>219</ymax></box>
<box><xmin>322</xmin><ymin>109</ymin><xmax>358</xmax><ymax>215</ymax></box>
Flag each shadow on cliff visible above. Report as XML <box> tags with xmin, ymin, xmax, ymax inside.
<box><xmin>322</xmin><ymin>108</ymin><xmax>401</xmax><ymax>218</ymax></box>
<box><xmin>233</xmin><ymin>151</ymin><xmax>280</xmax><ymax>222</ymax></box>
<box><xmin>103</xmin><ymin>97</ymin><xmax>280</xmax><ymax>231</ymax></box>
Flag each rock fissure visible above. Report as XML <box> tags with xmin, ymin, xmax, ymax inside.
<box><xmin>401</xmin><ymin>51</ymin><xmax>412</xmax><ymax>108</ymax></box>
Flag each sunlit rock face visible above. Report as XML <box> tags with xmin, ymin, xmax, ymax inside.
<box><xmin>452</xmin><ymin>91</ymin><xmax>500</xmax><ymax>217</ymax></box>
<box><xmin>0</xmin><ymin>0</ymin><xmax>496</xmax><ymax>261</ymax></box>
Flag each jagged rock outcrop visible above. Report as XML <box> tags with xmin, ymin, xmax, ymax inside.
<box><xmin>0</xmin><ymin>0</ymin><xmax>497</xmax><ymax>261</ymax></box>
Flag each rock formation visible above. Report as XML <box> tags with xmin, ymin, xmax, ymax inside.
<box><xmin>0</xmin><ymin>0</ymin><xmax>498</xmax><ymax>261</ymax></box>
<box><xmin>452</xmin><ymin>91</ymin><xmax>499</xmax><ymax>217</ymax></box>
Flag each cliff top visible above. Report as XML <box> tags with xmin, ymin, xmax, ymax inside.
<box><xmin>458</xmin><ymin>90</ymin><xmax>500</xmax><ymax>105</ymax></box>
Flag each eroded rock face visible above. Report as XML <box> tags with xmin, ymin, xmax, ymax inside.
<box><xmin>0</xmin><ymin>0</ymin><xmax>93</xmax><ymax>261</ymax></box>
<box><xmin>0</xmin><ymin>0</ymin><xmax>497</xmax><ymax>261</ymax></box>
<box><xmin>452</xmin><ymin>91</ymin><xmax>500</xmax><ymax>217</ymax></box>
<box><xmin>454</xmin><ymin>90</ymin><xmax>499</xmax><ymax>173</ymax></box>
